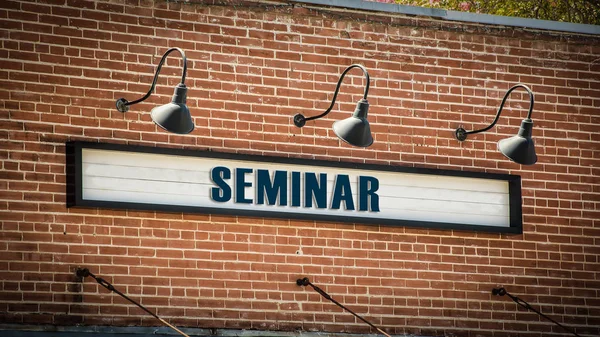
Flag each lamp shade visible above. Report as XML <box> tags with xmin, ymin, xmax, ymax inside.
<box><xmin>332</xmin><ymin>99</ymin><xmax>373</xmax><ymax>147</ymax></box>
<box><xmin>498</xmin><ymin>118</ymin><xmax>537</xmax><ymax>165</ymax></box>
<box><xmin>151</xmin><ymin>83</ymin><xmax>194</xmax><ymax>134</ymax></box>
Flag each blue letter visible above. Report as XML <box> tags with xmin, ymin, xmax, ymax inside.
<box><xmin>359</xmin><ymin>176</ymin><xmax>380</xmax><ymax>212</ymax></box>
<box><xmin>210</xmin><ymin>166</ymin><xmax>231</xmax><ymax>202</ymax></box>
<box><xmin>305</xmin><ymin>172</ymin><xmax>327</xmax><ymax>209</ymax></box>
<box><xmin>331</xmin><ymin>174</ymin><xmax>355</xmax><ymax>210</ymax></box>
<box><xmin>235</xmin><ymin>168</ymin><xmax>253</xmax><ymax>204</ymax></box>
<box><xmin>291</xmin><ymin>171</ymin><xmax>301</xmax><ymax>207</ymax></box>
<box><xmin>257</xmin><ymin>169</ymin><xmax>287</xmax><ymax>206</ymax></box>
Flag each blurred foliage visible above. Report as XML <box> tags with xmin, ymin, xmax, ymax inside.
<box><xmin>374</xmin><ymin>0</ymin><xmax>600</xmax><ymax>25</ymax></box>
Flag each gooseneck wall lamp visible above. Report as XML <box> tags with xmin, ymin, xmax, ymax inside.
<box><xmin>455</xmin><ymin>84</ymin><xmax>537</xmax><ymax>165</ymax></box>
<box><xmin>115</xmin><ymin>47</ymin><xmax>195</xmax><ymax>134</ymax></box>
<box><xmin>293</xmin><ymin>64</ymin><xmax>373</xmax><ymax>147</ymax></box>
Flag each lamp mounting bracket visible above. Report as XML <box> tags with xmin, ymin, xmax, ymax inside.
<box><xmin>116</xmin><ymin>98</ymin><xmax>129</xmax><ymax>113</ymax></box>
<box><xmin>455</xmin><ymin>127</ymin><xmax>468</xmax><ymax>141</ymax></box>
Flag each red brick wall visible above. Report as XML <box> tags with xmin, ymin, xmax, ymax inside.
<box><xmin>1</xmin><ymin>0</ymin><xmax>599</xmax><ymax>336</ymax></box>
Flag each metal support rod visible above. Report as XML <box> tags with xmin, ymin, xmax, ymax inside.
<box><xmin>76</xmin><ymin>268</ymin><xmax>190</xmax><ymax>337</ymax></box>
<box><xmin>297</xmin><ymin>277</ymin><xmax>392</xmax><ymax>337</ymax></box>
<box><xmin>492</xmin><ymin>288</ymin><xmax>582</xmax><ymax>337</ymax></box>
<box><xmin>455</xmin><ymin>84</ymin><xmax>534</xmax><ymax>141</ymax></box>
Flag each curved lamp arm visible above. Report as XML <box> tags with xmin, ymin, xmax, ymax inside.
<box><xmin>293</xmin><ymin>64</ymin><xmax>370</xmax><ymax>127</ymax></box>
<box><xmin>455</xmin><ymin>84</ymin><xmax>534</xmax><ymax>141</ymax></box>
<box><xmin>116</xmin><ymin>47</ymin><xmax>188</xmax><ymax>113</ymax></box>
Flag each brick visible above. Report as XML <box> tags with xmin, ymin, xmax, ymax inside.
<box><xmin>0</xmin><ymin>0</ymin><xmax>599</xmax><ymax>336</ymax></box>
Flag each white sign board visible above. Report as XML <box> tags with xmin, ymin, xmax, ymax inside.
<box><xmin>68</xmin><ymin>142</ymin><xmax>522</xmax><ymax>233</ymax></box>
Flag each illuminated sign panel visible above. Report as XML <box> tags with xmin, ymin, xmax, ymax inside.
<box><xmin>67</xmin><ymin>142</ymin><xmax>522</xmax><ymax>233</ymax></box>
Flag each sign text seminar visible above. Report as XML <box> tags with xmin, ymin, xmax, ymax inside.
<box><xmin>210</xmin><ymin>167</ymin><xmax>380</xmax><ymax>211</ymax></box>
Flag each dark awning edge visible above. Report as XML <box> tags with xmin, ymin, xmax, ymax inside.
<box><xmin>0</xmin><ymin>325</ymin><xmax>440</xmax><ymax>337</ymax></box>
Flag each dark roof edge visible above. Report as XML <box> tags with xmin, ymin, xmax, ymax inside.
<box><xmin>290</xmin><ymin>0</ymin><xmax>600</xmax><ymax>36</ymax></box>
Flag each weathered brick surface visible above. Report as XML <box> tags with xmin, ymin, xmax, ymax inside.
<box><xmin>0</xmin><ymin>0</ymin><xmax>599</xmax><ymax>336</ymax></box>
